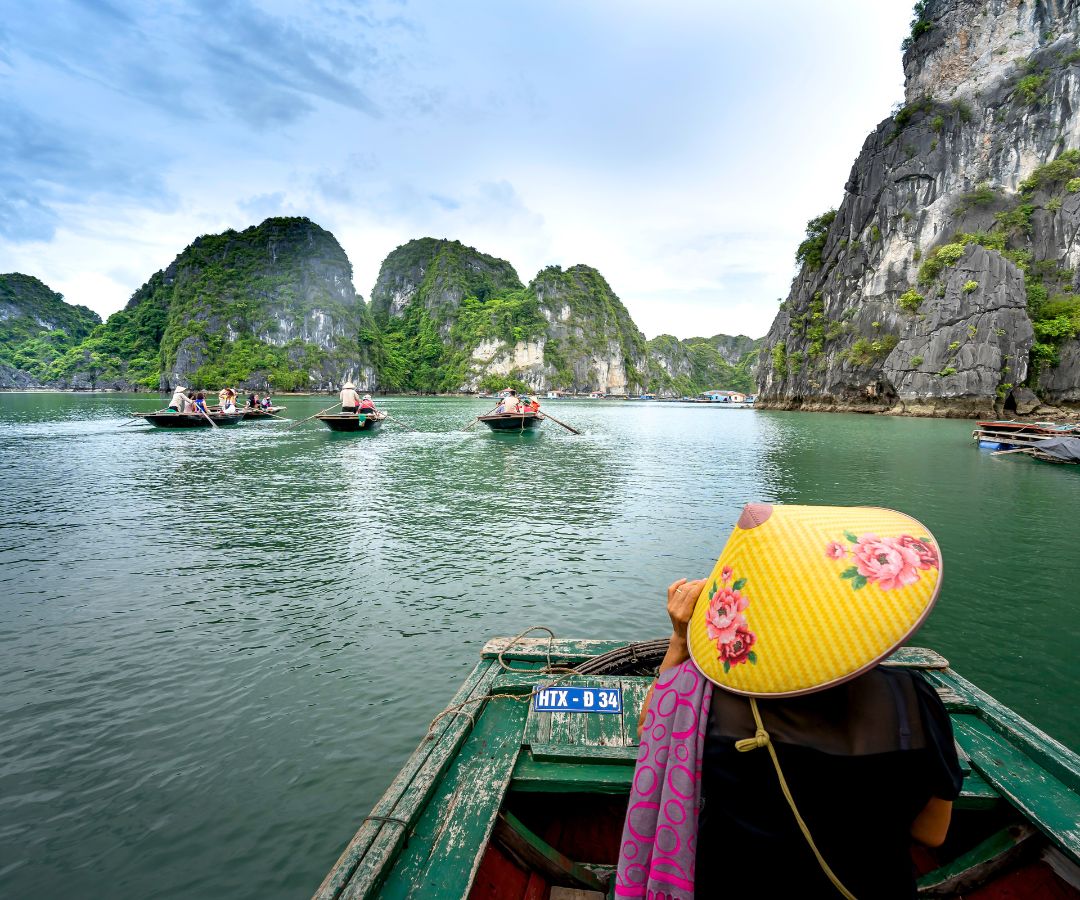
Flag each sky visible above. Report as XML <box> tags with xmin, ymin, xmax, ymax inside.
<box><xmin>0</xmin><ymin>0</ymin><xmax>914</xmax><ymax>340</ymax></box>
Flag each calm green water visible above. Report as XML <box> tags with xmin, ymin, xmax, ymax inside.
<box><xmin>1</xmin><ymin>393</ymin><xmax>1078</xmax><ymax>898</ymax></box>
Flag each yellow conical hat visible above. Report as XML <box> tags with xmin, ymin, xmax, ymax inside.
<box><xmin>687</xmin><ymin>503</ymin><xmax>942</xmax><ymax>697</ymax></box>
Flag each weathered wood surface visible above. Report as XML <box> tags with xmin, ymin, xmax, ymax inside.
<box><xmin>917</xmin><ymin>824</ymin><xmax>1038</xmax><ymax>895</ymax></box>
<box><xmin>314</xmin><ymin>659</ymin><xmax>500</xmax><ymax>900</ymax></box>
<box><xmin>922</xmin><ymin>667</ymin><xmax>1080</xmax><ymax>789</ymax></box>
<box><xmin>951</xmin><ymin>714</ymin><xmax>1080</xmax><ymax>865</ymax></box>
<box><xmin>493</xmin><ymin>812</ymin><xmax>606</xmax><ymax>892</ymax></box>
<box><xmin>374</xmin><ymin>697</ymin><xmax>529</xmax><ymax>898</ymax></box>
<box><xmin>482</xmin><ymin>636</ymin><xmax>948</xmax><ymax>670</ymax></box>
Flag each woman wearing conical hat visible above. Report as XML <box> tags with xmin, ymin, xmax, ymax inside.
<box><xmin>616</xmin><ymin>503</ymin><xmax>962</xmax><ymax>900</ymax></box>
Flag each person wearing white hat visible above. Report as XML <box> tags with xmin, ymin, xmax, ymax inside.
<box><xmin>359</xmin><ymin>393</ymin><xmax>377</xmax><ymax>413</ymax></box>
<box><xmin>339</xmin><ymin>381</ymin><xmax>361</xmax><ymax>414</ymax></box>
<box><xmin>168</xmin><ymin>385</ymin><xmax>192</xmax><ymax>413</ymax></box>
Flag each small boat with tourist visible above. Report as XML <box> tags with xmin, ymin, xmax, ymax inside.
<box><xmin>478</xmin><ymin>411</ymin><xmax>544</xmax><ymax>431</ymax></box>
<box><xmin>315</xmin><ymin>636</ymin><xmax>1080</xmax><ymax>900</ymax></box>
<box><xmin>315</xmin><ymin>411</ymin><xmax>387</xmax><ymax>432</ymax></box>
<box><xmin>133</xmin><ymin>411</ymin><xmax>244</xmax><ymax>428</ymax></box>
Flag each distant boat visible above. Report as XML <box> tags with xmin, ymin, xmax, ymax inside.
<box><xmin>478</xmin><ymin>412</ymin><xmax>543</xmax><ymax>431</ymax></box>
<box><xmin>972</xmin><ymin>420</ymin><xmax>1080</xmax><ymax>450</ymax></box>
<box><xmin>315</xmin><ymin>636</ymin><xmax>1080</xmax><ymax>900</ymax></box>
<box><xmin>315</xmin><ymin>412</ymin><xmax>386</xmax><ymax>432</ymax></box>
<box><xmin>133</xmin><ymin>411</ymin><xmax>243</xmax><ymax>428</ymax></box>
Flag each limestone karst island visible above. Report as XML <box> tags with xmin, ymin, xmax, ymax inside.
<box><xmin>3</xmin><ymin>3</ymin><xmax>1080</xmax><ymax>900</ymax></box>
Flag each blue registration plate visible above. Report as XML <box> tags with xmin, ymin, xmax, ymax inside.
<box><xmin>532</xmin><ymin>686</ymin><xmax>622</xmax><ymax>714</ymax></box>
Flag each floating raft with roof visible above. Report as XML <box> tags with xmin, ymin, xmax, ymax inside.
<box><xmin>973</xmin><ymin>420</ymin><xmax>1080</xmax><ymax>450</ymax></box>
<box><xmin>316</xmin><ymin>412</ymin><xmax>386</xmax><ymax>432</ymax></box>
<box><xmin>478</xmin><ymin>412</ymin><xmax>544</xmax><ymax>431</ymax></box>
<box><xmin>315</xmin><ymin>638</ymin><xmax>1080</xmax><ymax>899</ymax></box>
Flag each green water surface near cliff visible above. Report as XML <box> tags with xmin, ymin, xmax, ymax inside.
<box><xmin>1</xmin><ymin>394</ymin><xmax>1078</xmax><ymax>898</ymax></box>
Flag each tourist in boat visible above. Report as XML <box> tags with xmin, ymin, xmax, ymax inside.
<box><xmin>168</xmin><ymin>385</ymin><xmax>191</xmax><ymax>413</ymax></box>
<box><xmin>617</xmin><ymin>503</ymin><xmax>962</xmax><ymax>900</ymax></box>
<box><xmin>193</xmin><ymin>392</ymin><xmax>208</xmax><ymax>414</ymax></box>
<box><xmin>261</xmin><ymin>394</ymin><xmax>272</xmax><ymax>410</ymax></box>
<box><xmin>340</xmin><ymin>381</ymin><xmax>362</xmax><ymax>414</ymax></box>
<box><xmin>359</xmin><ymin>394</ymin><xmax>377</xmax><ymax>414</ymax></box>
<box><xmin>221</xmin><ymin>390</ymin><xmax>238</xmax><ymax>414</ymax></box>
<box><xmin>526</xmin><ymin>396</ymin><xmax>540</xmax><ymax>413</ymax></box>
<box><xmin>247</xmin><ymin>392</ymin><xmax>259</xmax><ymax>409</ymax></box>
<box><xmin>497</xmin><ymin>390</ymin><xmax>520</xmax><ymax>414</ymax></box>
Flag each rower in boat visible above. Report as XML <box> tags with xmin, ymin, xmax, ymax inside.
<box><xmin>167</xmin><ymin>385</ymin><xmax>192</xmax><ymax>413</ymax></box>
<box><xmin>618</xmin><ymin>503</ymin><xmax>959</xmax><ymax>899</ymax></box>
<box><xmin>340</xmin><ymin>381</ymin><xmax>362</xmax><ymax>414</ymax></box>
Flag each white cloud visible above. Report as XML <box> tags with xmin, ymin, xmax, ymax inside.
<box><xmin>0</xmin><ymin>0</ymin><xmax>914</xmax><ymax>337</ymax></box>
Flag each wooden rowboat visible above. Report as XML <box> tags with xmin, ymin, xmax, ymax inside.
<box><xmin>316</xmin><ymin>637</ymin><xmax>1080</xmax><ymax>900</ymax></box>
<box><xmin>133</xmin><ymin>411</ymin><xmax>244</xmax><ymax>428</ymax></box>
<box><xmin>479</xmin><ymin>412</ymin><xmax>544</xmax><ymax>431</ymax></box>
<box><xmin>316</xmin><ymin>412</ymin><xmax>386</xmax><ymax>432</ymax></box>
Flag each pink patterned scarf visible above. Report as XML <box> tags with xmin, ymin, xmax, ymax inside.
<box><xmin>615</xmin><ymin>659</ymin><xmax>713</xmax><ymax>899</ymax></box>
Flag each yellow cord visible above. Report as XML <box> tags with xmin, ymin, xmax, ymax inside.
<box><xmin>735</xmin><ymin>698</ymin><xmax>858</xmax><ymax>900</ymax></box>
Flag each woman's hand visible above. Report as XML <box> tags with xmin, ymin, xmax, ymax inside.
<box><xmin>667</xmin><ymin>578</ymin><xmax>707</xmax><ymax>642</ymax></box>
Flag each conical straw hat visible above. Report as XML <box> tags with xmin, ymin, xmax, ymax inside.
<box><xmin>687</xmin><ymin>503</ymin><xmax>942</xmax><ymax>697</ymax></box>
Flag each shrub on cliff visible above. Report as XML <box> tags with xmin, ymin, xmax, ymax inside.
<box><xmin>1019</xmin><ymin>149</ymin><xmax>1080</xmax><ymax>194</ymax></box>
<box><xmin>795</xmin><ymin>210</ymin><xmax>837</xmax><ymax>271</ymax></box>
<box><xmin>917</xmin><ymin>243</ymin><xmax>966</xmax><ymax>283</ymax></box>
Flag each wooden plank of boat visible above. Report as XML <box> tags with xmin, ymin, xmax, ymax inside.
<box><xmin>315</xmin><ymin>412</ymin><xmax>386</xmax><ymax>432</ymax></box>
<box><xmin>313</xmin><ymin>659</ymin><xmax>501</xmax><ymax>900</ymax></box>
<box><xmin>477</xmin><ymin>412</ymin><xmax>543</xmax><ymax>431</ymax></box>
<box><xmin>134</xmin><ymin>412</ymin><xmax>243</xmax><ymax>428</ymax></box>
<box><xmin>316</xmin><ymin>638</ymin><xmax>1080</xmax><ymax>899</ymax></box>
<box><xmin>238</xmin><ymin>406</ymin><xmax>287</xmax><ymax>420</ymax></box>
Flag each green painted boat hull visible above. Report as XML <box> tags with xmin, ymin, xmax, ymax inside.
<box><xmin>315</xmin><ymin>639</ymin><xmax>1080</xmax><ymax>899</ymax></box>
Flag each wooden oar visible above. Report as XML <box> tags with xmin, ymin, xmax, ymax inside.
<box><xmin>382</xmin><ymin>413</ymin><xmax>420</xmax><ymax>433</ymax></box>
<box><xmin>991</xmin><ymin>447</ymin><xmax>1034</xmax><ymax>456</ymax></box>
<box><xmin>196</xmin><ymin>406</ymin><xmax>219</xmax><ymax>428</ymax></box>
<box><xmin>538</xmin><ymin>409</ymin><xmax>581</xmax><ymax>435</ymax></box>
<box><xmin>287</xmin><ymin>400</ymin><xmax>341</xmax><ymax>430</ymax></box>
<box><xmin>462</xmin><ymin>404</ymin><xmax>502</xmax><ymax>431</ymax></box>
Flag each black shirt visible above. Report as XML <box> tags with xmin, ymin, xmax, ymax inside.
<box><xmin>696</xmin><ymin>667</ymin><xmax>962</xmax><ymax>899</ymax></box>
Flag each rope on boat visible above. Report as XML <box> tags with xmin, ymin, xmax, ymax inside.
<box><xmin>424</xmin><ymin>626</ymin><xmax>582</xmax><ymax>739</ymax></box>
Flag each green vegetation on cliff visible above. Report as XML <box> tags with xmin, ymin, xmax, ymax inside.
<box><xmin>363</xmin><ymin>239</ymin><xmax>540</xmax><ymax>392</ymax></box>
<box><xmin>48</xmin><ymin>218</ymin><xmax>366</xmax><ymax>390</ymax></box>
<box><xmin>0</xmin><ymin>274</ymin><xmax>100</xmax><ymax>380</ymax></box>
<box><xmin>362</xmin><ymin>240</ymin><xmax>649</xmax><ymax>395</ymax></box>
<box><xmin>646</xmin><ymin>333</ymin><xmax>759</xmax><ymax>396</ymax></box>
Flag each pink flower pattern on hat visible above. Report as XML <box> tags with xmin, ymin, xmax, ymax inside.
<box><xmin>827</xmin><ymin>530</ymin><xmax>939</xmax><ymax>591</ymax></box>
<box><xmin>705</xmin><ymin>566</ymin><xmax>758</xmax><ymax>673</ymax></box>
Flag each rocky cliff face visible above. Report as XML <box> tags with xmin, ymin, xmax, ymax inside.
<box><xmin>0</xmin><ymin>274</ymin><xmax>100</xmax><ymax>387</ymax></box>
<box><xmin>364</xmin><ymin>239</ymin><xmax>650</xmax><ymax>394</ymax></box>
<box><xmin>758</xmin><ymin>0</ymin><xmax>1080</xmax><ymax>416</ymax></box>
<box><xmin>646</xmin><ymin>333</ymin><xmax>760</xmax><ymax>396</ymax></box>
<box><xmin>49</xmin><ymin>218</ymin><xmax>372</xmax><ymax>391</ymax></box>
<box><xmin>369</xmin><ymin>238</ymin><xmax>523</xmax><ymax>336</ymax></box>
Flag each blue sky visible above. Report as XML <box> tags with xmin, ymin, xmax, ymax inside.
<box><xmin>0</xmin><ymin>0</ymin><xmax>913</xmax><ymax>339</ymax></box>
